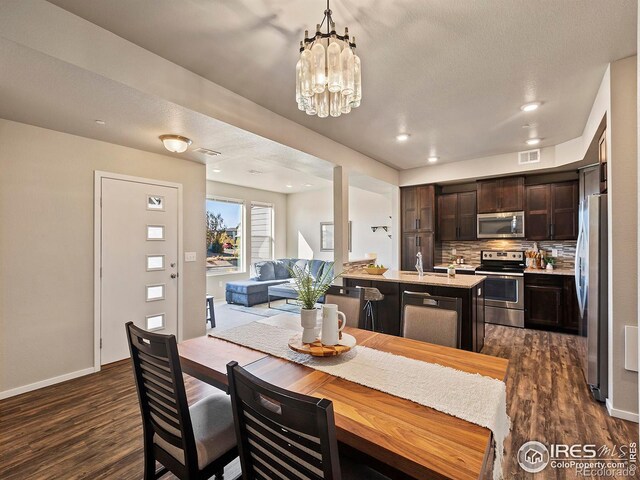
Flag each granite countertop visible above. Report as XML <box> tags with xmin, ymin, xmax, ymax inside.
<box><xmin>433</xmin><ymin>263</ymin><xmax>480</xmax><ymax>271</ymax></box>
<box><xmin>342</xmin><ymin>270</ymin><xmax>486</xmax><ymax>288</ymax></box>
<box><xmin>525</xmin><ymin>267</ymin><xmax>574</xmax><ymax>276</ymax></box>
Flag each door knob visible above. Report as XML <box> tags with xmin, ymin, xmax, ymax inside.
<box><xmin>170</xmin><ymin>263</ymin><xmax>176</xmax><ymax>268</ymax></box>
<box><xmin>171</xmin><ymin>273</ymin><xmax>178</xmax><ymax>279</ymax></box>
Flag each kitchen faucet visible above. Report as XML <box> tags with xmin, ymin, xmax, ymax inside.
<box><xmin>416</xmin><ymin>252</ymin><xmax>424</xmax><ymax>277</ymax></box>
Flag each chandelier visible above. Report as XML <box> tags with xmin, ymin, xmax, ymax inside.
<box><xmin>296</xmin><ymin>0</ymin><xmax>362</xmax><ymax>118</ymax></box>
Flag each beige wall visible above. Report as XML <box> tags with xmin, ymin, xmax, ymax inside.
<box><xmin>286</xmin><ymin>186</ymin><xmax>394</xmax><ymax>267</ymax></box>
<box><xmin>608</xmin><ymin>56</ymin><xmax>639</xmax><ymax>418</ymax></box>
<box><xmin>0</xmin><ymin>119</ymin><xmax>205</xmax><ymax>395</ymax></box>
<box><xmin>206</xmin><ymin>181</ymin><xmax>287</xmax><ymax>300</ymax></box>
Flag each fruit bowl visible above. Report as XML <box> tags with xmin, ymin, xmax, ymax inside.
<box><xmin>364</xmin><ymin>266</ymin><xmax>388</xmax><ymax>275</ymax></box>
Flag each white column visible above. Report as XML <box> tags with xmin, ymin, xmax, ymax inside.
<box><xmin>333</xmin><ymin>166</ymin><xmax>349</xmax><ymax>283</ymax></box>
<box><xmin>390</xmin><ymin>186</ymin><xmax>401</xmax><ymax>270</ymax></box>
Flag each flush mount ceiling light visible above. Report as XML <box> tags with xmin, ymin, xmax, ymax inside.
<box><xmin>521</xmin><ymin>102</ymin><xmax>541</xmax><ymax>112</ymax></box>
<box><xmin>296</xmin><ymin>0</ymin><xmax>362</xmax><ymax>118</ymax></box>
<box><xmin>286</xmin><ymin>184</ymin><xmax>294</xmax><ymax>189</ymax></box>
<box><xmin>159</xmin><ymin>134</ymin><xmax>192</xmax><ymax>153</ymax></box>
<box><xmin>428</xmin><ymin>156</ymin><xmax>439</xmax><ymax>163</ymax></box>
<box><xmin>211</xmin><ymin>168</ymin><xmax>222</xmax><ymax>173</ymax></box>
<box><xmin>526</xmin><ymin>138</ymin><xmax>541</xmax><ymax>146</ymax></box>
<box><xmin>95</xmin><ymin>119</ymin><xmax>106</xmax><ymax>125</ymax></box>
<box><xmin>304</xmin><ymin>183</ymin><xmax>313</xmax><ymax>187</ymax></box>
<box><xmin>396</xmin><ymin>133</ymin><xmax>410</xmax><ymax>142</ymax></box>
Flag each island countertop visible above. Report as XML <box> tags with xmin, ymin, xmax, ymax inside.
<box><xmin>342</xmin><ymin>270</ymin><xmax>486</xmax><ymax>288</ymax></box>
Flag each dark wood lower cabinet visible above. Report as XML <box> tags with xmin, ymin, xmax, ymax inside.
<box><xmin>344</xmin><ymin>279</ymin><xmax>485</xmax><ymax>352</ymax></box>
<box><xmin>524</xmin><ymin>274</ymin><xmax>579</xmax><ymax>333</ymax></box>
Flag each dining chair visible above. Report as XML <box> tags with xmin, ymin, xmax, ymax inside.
<box><xmin>226</xmin><ymin>361</ymin><xmax>389</xmax><ymax>480</ymax></box>
<box><xmin>324</xmin><ymin>285</ymin><xmax>365</xmax><ymax>328</ymax></box>
<box><xmin>126</xmin><ymin>322</ymin><xmax>237</xmax><ymax>480</ymax></box>
<box><xmin>400</xmin><ymin>291</ymin><xmax>462</xmax><ymax>348</ymax></box>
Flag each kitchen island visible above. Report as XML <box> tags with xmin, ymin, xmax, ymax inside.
<box><xmin>343</xmin><ymin>270</ymin><xmax>486</xmax><ymax>352</ymax></box>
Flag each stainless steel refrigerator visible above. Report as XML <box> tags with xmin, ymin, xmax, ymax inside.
<box><xmin>574</xmin><ymin>193</ymin><xmax>608</xmax><ymax>402</ymax></box>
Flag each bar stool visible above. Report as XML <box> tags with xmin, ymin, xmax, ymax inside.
<box><xmin>206</xmin><ymin>295</ymin><xmax>216</xmax><ymax>328</ymax></box>
<box><xmin>357</xmin><ymin>287</ymin><xmax>384</xmax><ymax>332</ymax></box>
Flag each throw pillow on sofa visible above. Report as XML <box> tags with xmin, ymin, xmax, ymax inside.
<box><xmin>273</xmin><ymin>261</ymin><xmax>289</xmax><ymax>280</ymax></box>
<box><xmin>254</xmin><ymin>261</ymin><xmax>276</xmax><ymax>281</ymax></box>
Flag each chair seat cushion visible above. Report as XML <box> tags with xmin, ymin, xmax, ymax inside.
<box><xmin>154</xmin><ymin>392</ymin><xmax>236</xmax><ymax>469</ymax></box>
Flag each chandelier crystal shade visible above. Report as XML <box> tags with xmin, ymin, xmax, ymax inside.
<box><xmin>296</xmin><ymin>0</ymin><xmax>362</xmax><ymax>118</ymax></box>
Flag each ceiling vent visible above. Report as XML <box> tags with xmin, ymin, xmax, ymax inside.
<box><xmin>248</xmin><ymin>169</ymin><xmax>263</xmax><ymax>175</ymax></box>
<box><xmin>194</xmin><ymin>147</ymin><xmax>221</xmax><ymax>157</ymax></box>
<box><xmin>518</xmin><ymin>149</ymin><xmax>540</xmax><ymax>165</ymax></box>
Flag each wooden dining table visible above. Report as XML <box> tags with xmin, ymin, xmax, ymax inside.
<box><xmin>178</xmin><ymin>315</ymin><xmax>509</xmax><ymax>480</ymax></box>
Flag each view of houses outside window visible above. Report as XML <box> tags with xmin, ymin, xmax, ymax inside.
<box><xmin>206</xmin><ymin>197</ymin><xmax>243</xmax><ymax>274</ymax></box>
<box><xmin>251</xmin><ymin>202</ymin><xmax>274</xmax><ymax>264</ymax></box>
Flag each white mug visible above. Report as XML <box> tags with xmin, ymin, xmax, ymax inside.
<box><xmin>321</xmin><ymin>304</ymin><xmax>346</xmax><ymax>346</ymax></box>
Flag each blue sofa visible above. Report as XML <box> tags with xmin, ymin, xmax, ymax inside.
<box><xmin>225</xmin><ymin>258</ymin><xmax>333</xmax><ymax>307</ymax></box>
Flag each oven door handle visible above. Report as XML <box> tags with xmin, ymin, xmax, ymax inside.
<box><xmin>476</xmin><ymin>271</ymin><xmax>524</xmax><ymax>277</ymax></box>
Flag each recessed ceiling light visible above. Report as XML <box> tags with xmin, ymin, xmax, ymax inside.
<box><xmin>304</xmin><ymin>183</ymin><xmax>313</xmax><ymax>187</ymax></box>
<box><xmin>211</xmin><ymin>168</ymin><xmax>221</xmax><ymax>173</ymax></box>
<box><xmin>248</xmin><ymin>169</ymin><xmax>263</xmax><ymax>175</ymax></box>
<box><xmin>521</xmin><ymin>102</ymin><xmax>541</xmax><ymax>112</ymax></box>
<box><xmin>159</xmin><ymin>134</ymin><xmax>192</xmax><ymax>153</ymax></box>
<box><xmin>428</xmin><ymin>156</ymin><xmax>438</xmax><ymax>163</ymax></box>
<box><xmin>285</xmin><ymin>184</ymin><xmax>293</xmax><ymax>188</ymax></box>
<box><xmin>526</xmin><ymin>138</ymin><xmax>541</xmax><ymax>146</ymax></box>
<box><xmin>95</xmin><ymin>119</ymin><xmax>106</xmax><ymax>125</ymax></box>
<box><xmin>396</xmin><ymin>133</ymin><xmax>410</xmax><ymax>142</ymax></box>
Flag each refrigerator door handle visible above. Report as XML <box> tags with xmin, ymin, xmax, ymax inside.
<box><xmin>575</xmin><ymin>214</ymin><xmax>587</xmax><ymax>319</ymax></box>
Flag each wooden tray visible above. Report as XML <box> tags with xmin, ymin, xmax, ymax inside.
<box><xmin>288</xmin><ymin>333</ymin><xmax>356</xmax><ymax>357</ymax></box>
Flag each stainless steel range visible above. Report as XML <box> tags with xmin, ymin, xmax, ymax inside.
<box><xmin>476</xmin><ymin>250</ymin><xmax>525</xmax><ymax>328</ymax></box>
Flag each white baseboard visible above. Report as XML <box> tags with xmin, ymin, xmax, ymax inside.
<box><xmin>606</xmin><ymin>398</ymin><xmax>640</xmax><ymax>423</ymax></box>
<box><xmin>0</xmin><ymin>367</ymin><xmax>97</xmax><ymax>400</ymax></box>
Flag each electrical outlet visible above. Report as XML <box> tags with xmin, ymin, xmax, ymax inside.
<box><xmin>218</xmin><ymin>281</ymin><xmax>223</xmax><ymax>288</ymax></box>
<box><xmin>552</xmin><ymin>249</ymin><xmax>558</xmax><ymax>257</ymax></box>
<box><xmin>184</xmin><ymin>251</ymin><xmax>197</xmax><ymax>262</ymax></box>
<box><xmin>451</xmin><ymin>248</ymin><xmax>457</xmax><ymax>255</ymax></box>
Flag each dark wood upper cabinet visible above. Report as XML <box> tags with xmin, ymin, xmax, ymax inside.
<box><xmin>477</xmin><ymin>179</ymin><xmax>499</xmax><ymax>213</ymax></box>
<box><xmin>499</xmin><ymin>177</ymin><xmax>525</xmax><ymax>212</ymax></box>
<box><xmin>525</xmin><ymin>181</ymin><xmax>578</xmax><ymax>240</ymax></box>
<box><xmin>401</xmin><ymin>185</ymin><xmax>435</xmax><ymax>233</ymax></box>
<box><xmin>437</xmin><ymin>193</ymin><xmax>458</xmax><ymax>241</ymax></box>
<box><xmin>457</xmin><ymin>192</ymin><xmax>477</xmax><ymax>240</ymax></box>
<box><xmin>477</xmin><ymin>176</ymin><xmax>524</xmax><ymax>213</ymax></box>
<box><xmin>525</xmin><ymin>184</ymin><xmax>552</xmax><ymax>240</ymax></box>
<box><xmin>438</xmin><ymin>191</ymin><xmax>477</xmax><ymax>241</ymax></box>
<box><xmin>401</xmin><ymin>187</ymin><xmax>418</xmax><ymax>233</ymax></box>
<box><xmin>599</xmin><ymin>129</ymin><xmax>607</xmax><ymax>194</ymax></box>
<box><xmin>551</xmin><ymin>182</ymin><xmax>579</xmax><ymax>240</ymax></box>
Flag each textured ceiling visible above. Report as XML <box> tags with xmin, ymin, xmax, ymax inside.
<box><xmin>0</xmin><ymin>37</ymin><xmax>337</xmax><ymax>194</ymax></box>
<box><xmin>48</xmin><ymin>0</ymin><xmax>637</xmax><ymax>169</ymax></box>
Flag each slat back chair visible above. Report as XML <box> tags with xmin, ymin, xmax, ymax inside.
<box><xmin>324</xmin><ymin>285</ymin><xmax>365</xmax><ymax>328</ymax></box>
<box><xmin>400</xmin><ymin>292</ymin><xmax>462</xmax><ymax>348</ymax></box>
<box><xmin>126</xmin><ymin>322</ymin><xmax>235</xmax><ymax>480</ymax></box>
<box><xmin>226</xmin><ymin>361</ymin><xmax>342</xmax><ymax>480</ymax></box>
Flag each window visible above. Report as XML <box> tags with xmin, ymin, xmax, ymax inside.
<box><xmin>206</xmin><ymin>197</ymin><xmax>243</xmax><ymax>274</ymax></box>
<box><xmin>251</xmin><ymin>202</ymin><xmax>274</xmax><ymax>264</ymax></box>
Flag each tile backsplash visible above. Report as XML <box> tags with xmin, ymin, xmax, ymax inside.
<box><xmin>437</xmin><ymin>240</ymin><xmax>576</xmax><ymax>269</ymax></box>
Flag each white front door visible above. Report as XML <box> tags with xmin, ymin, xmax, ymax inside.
<box><xmin>100</xmin><ymin>176</ymin><xmax>180</xmax><ymax>365</ymax></box>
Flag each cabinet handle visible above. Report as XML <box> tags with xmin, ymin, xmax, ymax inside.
<box><xmin>415</xmin><ymin>236</ymin><xmax>419</xmax><ymax>247</ymax></box>
<box><xmin>415</xmin><ymin>218</ymin><xmax>420</xmax><ymax>230</ymax></box>
<box><xmin>417</xmin><ymin>236</ymin><xmax>421</xmax><ymax>247</ymax></box>
<box><xmin>550</xmin><ymin>224</ymin><xmax>555</xmax><ymax>238</ymax></box>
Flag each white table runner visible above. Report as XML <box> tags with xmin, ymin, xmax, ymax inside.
<box><xmin>210</xmin><ymin>315</ymin><xmax>510</xmax><ymax>480</ymax></box>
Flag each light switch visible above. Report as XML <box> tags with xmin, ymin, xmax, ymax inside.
<box><xmin>184</xmin><ymin>252</ymin><xmax>197</xmax><ymax>262</ymax></box>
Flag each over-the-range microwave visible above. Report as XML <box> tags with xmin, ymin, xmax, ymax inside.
<box><xmin>477</xmin><ymin>211</ymin><xmax>525</xmax><ymax>238</ymax></box>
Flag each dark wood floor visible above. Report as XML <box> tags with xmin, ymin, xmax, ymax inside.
<box><xmin>0</xmin><ymin>325</ymin><xmax>637</xmax><ymax>480</ymax></box>
<box><xmin>483</xmin><ymin>325</ymin><xmax>639</xmax><ymax>480</ymax></box>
